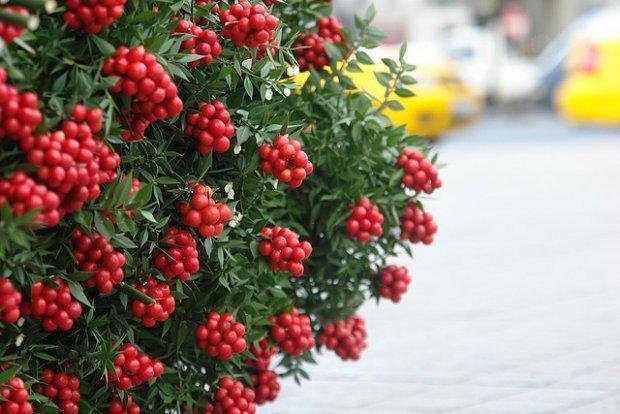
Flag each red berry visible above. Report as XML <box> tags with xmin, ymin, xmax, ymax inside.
<box><xmin>176</xmin><ymin>184</ymin><xmax>232</xmax><ymax>238</ymax></box>
<box><xmin>294</xmin><ymin>16</ymin><xmax>346</xmax><ymax>71</ymax></box>
<box><xmin>130</xmin><ymin>278</ymin><xmax>176</xmax><ymax>327</ymax></box>
<box><xmin>185</xmin><ymin>101</ymin><xmax>234</xmax><ymax>155</ymax></box>
<box><xmin>0</xmin><ymin>68</ymin><xmax>43</xmax><ymax>141</ymax></box>
<box><xmin>152</xmin><ymin>227</ymin><xmax>200</xmax><ymax>281</ymax></box>
<box><xmin>196</xmin><ymin>312</ymin><xmax>247</xmax><ymax>360</ymax></box>
<box><xmin>108</xmin><ymin>394</ymin><xmax>141</xmax><ymax>414</ymax></box>
<box><xmin>399</xmin><ymin>202</ymin><xmax>437</xmax><ymax>245</ymax></box>
<box><xmin>205</xmin><ymin>376</ymin><xmax>256</xmax><ymax>414</ymax></box>
<box><xmin>33</xmin><ymin>369</ymin><xmax>80</xmax><ymax>413</ymax></box>
<box><xmin>71</xmin><ymin>229</ymin><xmax>126</xmax><ymax>293</ymax></box>
<box><xmin>317</xmin><ymin>315</ymin><xmax>367</xmax><ymax>361</ymax></box>
<box><xmin>0</xmin><ymin>373</ymin><xmax>33</xmax><ymax>414</ymax></box>
<box><xmin>174</xmin><ymin>20</ymin><xmax>222</xmax><ymax>68</ymax></box>
<box><xmin>110</xmin><ymin>343</ymin><xmax>163</xmax><ymax>389</ymax></box>
<box><xmin>63</xmin><ymin>0</ymin><xmax>127</xmax><ymax>34</ymax></box>
<box><xmin>258</xmin><ymin>136</ymin><xmax>313</xmax><ymax>188</ymax></box>
<box><xmin>220</xmin><ymin>1</ymin><xmax>279</xmax><ymax>54</ymax></box>
<box><xmin>0</xmin><ymin>7</ymin><xmax>29</xmax><ymax>44</ymax></box>
<box><xmin>258</xmin><ymin>226</ymin><xmax>311</xmax><ymax>277</ymax></box>
<box><xmin>29</xmin><ymin>278</ymin><xmax>82</xmax><ymax>332</ymax></box>
<box><xmin>0</xmin><ymin>278</ymin><xmax>21</xmax><ymax>324</ymax></box>
<box><xmin>345</xmin><ymin>197</ymin><xmax>383</xmax><ymax>243</ymax></box>
<box><xmin>377</xmin><ymin>265</ymin><xmax>412</xmax><ymax>303</ymax></box>
<box><xmin>0</xmin><ymin>172</ymin><xmax>62</xmax><ymax>227</ymax></box>
<box><xmin>268</xmin><ymin>308</ymin><xmax>314</xmax><ymax>356</ymax></box>
<box><xmin>250</xmin><ymin>369</ymin><xmax>279</xmax><ymax>405</ymax></box>
<box><xmin>396</xmin><ymin>149</ymin><xmax>442</xmax><ymax>194</ymax></box>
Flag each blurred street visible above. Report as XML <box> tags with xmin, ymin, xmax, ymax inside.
<box><xmin>263</xmin><ymin>111</ymin><xmax>620</xmax><ymax>414</ymax></box>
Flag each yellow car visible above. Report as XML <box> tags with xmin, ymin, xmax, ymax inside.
<box><xmin>295</xmin><ymin>62</ymin><xmax>482</xmax><ymax>139</ymax></box>
<box><xmin>555</xmin><ymin>38</ymin><xmax>620</xmax><ymax>124</ymax></box>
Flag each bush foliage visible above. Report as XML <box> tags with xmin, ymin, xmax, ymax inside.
<box><xmin>0</xmin><ymin>0</ymin><xmax>439</xmax><ymax>412</ymax></box>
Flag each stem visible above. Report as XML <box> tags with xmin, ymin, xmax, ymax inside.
<box><xmin>5</xmin><ymin>0</ymin><xmax>56</xmax><ymax>13</ymax></box>
<box><xmin>118</xmin><ymin>282</ymin><xmax>156</xmax><ymax>305</ymax></box>
<box><xmin>0</xmin><ymin>8</ymin><xmax>38</xmax><ymax>30</ymax></box>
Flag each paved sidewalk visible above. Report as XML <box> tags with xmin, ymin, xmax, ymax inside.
<box><xmin>263</xmin><ymin>118</ymin><xmax>620</xmax><ymax>414</ymax></box>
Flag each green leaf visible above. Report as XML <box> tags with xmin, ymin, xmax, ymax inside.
<box><xmin>66</xmin><ymin>280</ymin><xmax>91</xmax><ymax>307</ymax></box>
<box><xmin>91</xmin><ymin>36</ymin><xmax>116</xmax><ymax>55</ymax></box>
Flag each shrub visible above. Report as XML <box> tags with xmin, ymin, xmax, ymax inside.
<box><xmin>0</xmin><ymin>0</ymin><xmax>441</xmax><ymax>412</ymax></box>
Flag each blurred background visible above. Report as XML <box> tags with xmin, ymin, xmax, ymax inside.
<box><xmin>265</xmin><ymin>1</ymin><xmax>620</xmax><ymax>412</ymax></box>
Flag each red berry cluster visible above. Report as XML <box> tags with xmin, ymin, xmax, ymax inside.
<box><xmin>195</xmin><ymin>312</ymin><xmax>247</xmax><ymax>360</ymax></box>
<box><xmin>185</xmin><ymin>101</ymin><xmax>234</xmax><ymax>154</ymax></box>
<box><xmin>111</xmin><ymin>343</ymin><xmax>164</xmax><ymax>390</ymax></box>
<box><xmin>71</xmin><ymin>229</ymin><xmax>126</xmax><ymax>293</ymax></box>
<box><xmin>0</xmin><ymin>375</ymin><xmax>32</xmax><ymax>414</ymax></box>
<box><xmin>220</xmin><ymin>1</ymin><xmax>279</xmax><ymax>51</ymax></box>
<box><xmin>20</xmin><ymin>104</ymin><xmax>120</xmax><ymax>213</ymax></box>
<box><xmin>29</xmin><ymin>278</ymin><xmax>83</xmax><ymax>332</ymax></box>
<box><xmin>102</xmin><ymin>46</ymin><xmax>183</xmax><ymax>141</ymax></box>
<box><xmin>174</xmin><ymin>20</ymin><xmax>222</xmax><ymax>68</ymax></box>
<box><xmin>152</xmin><ymin>227</ymin><xmax>200</xmax><ymax>281</ymax></box>
<box><xmin>294</xmin><ymin>16</ymin><xmax>345</xmax><ymax>71</ymax></box>
<box><xmin>0</xmin><ymin>278</ymin><xmax>21</xmax><ymax>324</ymax></box>
<box><xmin>316</xmin><ymin>16</ymin><xmax>344</xmax><ymax>42</ymax></box>
<box><xmin>345</xmin><ymin>196</ymin><xmax>384</xmax><ymax>243</ymax></box>
<box><xmin>34</xmin><ymin>369</ymin><xmax>80</xmax><ymax>414</ymax></box>
<box><xmin>258</xmin><ymin>226</ymin><xmax>312</xmax><ymax>277</ymax></box>
<box><xmin>0</xmin><ymin>6</ymin><xmax>28</xmax><ymax>44</ymax></box>
<box><xmin>130</xmin><ymin>278</ymin><xmax>176</xmax><ymax>328</ymax></box>
<box><xmin>258</xmin><ymin>135</ymin><xmax>313</xmax><ymax>189</ymax></box>
<box><xmin>396</xmin><ymin>149</ymin><xmax>441</xmax><ymax>194</ymax></box>
<box><xmin>63</xmin><ymin>0</ymin><xmax>126</xmax><ymax>34</ymax></box>
<box><xmin>378</xmin><ymin>265</ymin><xmax>411</xmax><ymax>303</ymax></box>
<box><xmin>268</xmin><ymin>308</ymin><xmax>314</xmax><ymax>356</ymax></box>
<box><xmin>108</xmin><ymin>394</ymin><xmax>140</xmax><ymax>414</ymax></box>
<box><xmin>262</xmin><ymin>0</ymin><xmax>279</xmax><ymax>5</ymax></box>
<box><xmin>0</xmin><ymin>172</ymin><xmax>62</xmax><ymax>227</ymax></box>
<box><xmin>251</xmin><ymin>369</ymin><xmax>279</xmax><ymax>405</ymax></box>
<box><xmin>0</xmin><ymin>67</ymin><xmax>43</xmax><ymax>141</ymax></box>
<box><xmin>246</xmin><ymin>338</ymin><xmax>277</xmax><ymax>371</ymax></box>
<box><xmin>317</xmin><ymin>315</ymin><xmax>367</xmax><ymax>361</ymax></box>
<box><xmin>400</xmin><ymin>202</ymin><xmax>437</xmax><ymax>245</ymax></box>
<box><xmin>176</xmin><ymin>184</ymin><xmax>233</xmax><ymax>238</ymax></box>
<box><xmin>205</xmin><ymin>377</ymin><xmax>256</xmax><ymax>414</ymax></box>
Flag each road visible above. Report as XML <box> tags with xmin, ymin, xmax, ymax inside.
<box><xmin>262</xmin><ymin>111</ymin><xmax>620</xmax><ymax>414</ymax></box>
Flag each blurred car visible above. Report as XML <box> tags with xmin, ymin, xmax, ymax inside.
<box><xmin>555</xmin><ymin>37</ymin><xmax>620</xmax><ymax>124</ymax></box>
<box><xmin>536</xmin><ymin>5</ymin><xmax>620</xmax><ymax>105</ymax></box>
<box><xmin>345</xmin><ymin>62</ymin><xmax>483</xmax><ymax>138</ymax></box>
<box><xmin>443</xmin><ymin>25</ymin><xmax>539</xmax><ymax>103</ymax></box>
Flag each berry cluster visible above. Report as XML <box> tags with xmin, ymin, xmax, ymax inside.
<box><xmin>294</xmin><ymin>16</ymin><xmax>345</xmax><ymax>71</ymax></box>
<box><xmin>400</xmin><ymin>202</ymin><xmax>437</xmax><ymax>245</ymax></box>
<box><xmin>130</xmin><ymin>278</ymin><xmax>176</xmax><ymax>327</ymax></box>
<box><xmin>258</xmin><ymin>225</ymin><xmax>312</xmax><ymax>277</ymax></box>
<box><xmin>0</xmin><ymin>6</ymin><xmax>28</xmax><ymax>44</ymax></box>
<box><xmin>316</xmin><ymin>16</ymin><xmax>344</xmax><ymax>43</ymax></box>
<box><xmin>0</xmin><ymin>375</ymin><xmax>32</xmax><ymax>414</ymax></box>
<box><xmin>262</xmin><ymin>0</ymin><xmax>279</xmax><ymax>5</ymax></box>
<box><xmin>0</xmin><ymin>172</ymin><xmax>62</xmax><ymax>227</ymax></box>
<box><xmin>220</xmin><ymin>1</ymin><xmax>278</xmax><ymax>51</ymax></box>
<box><xmin>258</xmin><ymin>135</ymin><xmax>313</xmax><ymax>189</ymax></box>
<box><xmin>0</xmin><ymin>279</ymin><xmax>21</xmax><ymax>324</ymax></box>
<box><xmin>396</xmin><ymin>149</ymin><xmax>441</xmax><ymax>194</ymax></box>
<box><xmin>345</xmin><ymin>196</ymin><xmax>384</xmax><ymax>242</ymax></box>
<box><xmin>251</xmin><ymin>369</ymin><xmax>279</xmax><ymax>405</ymax></box>
<box><xmin>102</xmin><ymin>46</ymin><xmax>183</xmax><ymax>141</ymax></box>
<box><xmin>20</xmin><ymin>104</ymin><xmax>120</xmax><ymax>213</ymax></box>
<box><xmin>0</xmin><ymin>67</ymin><xmax>43</xmax><ymax>141</ymax></box>
<box><xmin>71</xmin><ymin>229</ymin><xmax>126</xmax><ymax>293</ymax></box>
<box><xmin>185</xmin><ymin>101</ymin><xmax>234</xmax><ymax>154</ymax></box>
<box><xmin>195</xmin><ymin>312</ymin><xmax>247</xmax><ymax>360</ymax></box>
<box><xmin>34</xmin><ymin>369</ymin><xmax>80</xmax><ymax>414</ymax></box>
<box><xmin>246</xmin><ymin>338</ymin><xmax>277</xmax><ymax>371</ymax></box>
<box><xmin>152</xmin><ymin>227</ymin><xmax>200</xmax><ymax>281</ymax></box>
<box><xmin>176</xmin><ymin>184</ymin><xmax>233</xmax><ymax>238</ymax></box>
<box><xmin>108</xmin><ymin>394</ymin><xmax>141</xmax><ymax>414</ymax></box>
<box><xmin>63</xmin><ymin>0</ymin><xmax>126</xmax><ymax>34</ymax></box>
<box><xmin>29</xmin><ymin>278</ymin><xmax>83</xmax><ymax>332</ymax></box>
<box><xmin>205</xmin><ymin>377</ymin><xmax>256</xmax><ymax>414</ymax></box>
<box><xmin>174</xmin><ymin>20</ymin><xmax>222</xmax><ymax>68</ymax></box>
<box><xmin>111</xmin><ymin>343</ymin><xmax>164</xmax><ymax>390</ymax></box>
<box><xmin>378</xmin><ymin>265</ymin><xmax>411</xmax><ymax>303</ymax></box>
<box><xmin>317</xmin><ymin>315</ymin><xmax>367</xmax><ymax>361</ymax></box>
<box><xmin>268</xmin><ymin>308</ymin><xmax>314</xmax><ymax>356</ymax></box>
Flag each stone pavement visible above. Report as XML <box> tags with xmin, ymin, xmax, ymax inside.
<box><xmin>263</xmin><ymin>115</ymin><xmax>620</xmax><ymax>414</ymax></box>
